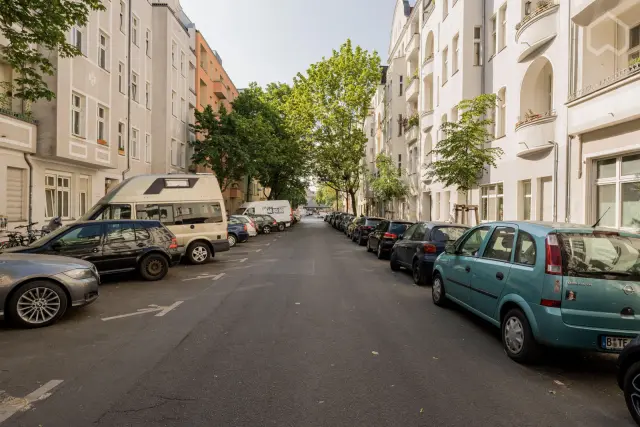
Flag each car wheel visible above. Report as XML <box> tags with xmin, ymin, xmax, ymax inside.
<box><xmin>432</xmin><ymin>273</ymin><xmax>448</xmax><ymax>307</ymax></box>
<box><xmin>187</xmin><ymin>242</ymin><xmax>210</xmax><ymax>265</ymax></box>
<box><xmin>8</xmin><ymin>280</ymin><xmax>68</xmax><ymax>328</ymax></box>
<box><xmin>278</xmin><ymin>223</ymin><xmax>285</xmax><ymax>232</ymax></box>
<box><xmin>366</xmin><ymin>239</ymin><xmax>373</xmax><ymax>252</ymax></box>
<box><xmin>139</xmin><ymin>253</ymin><xmax>169</xmax><ymax>281</ymax></box>
<box><xmin>358</xmin><ymin>236</ymin><xmax>366</xmax><ymax>246</ymax></box>
<box><xmin>377</xmin><ymin>243</ymin><xmax>386</xmax><ymax>260</ymax></box>
<box><xmin>263</xmin><ymin>226</ymin><xmax>271</xmax><ymax>234</ymax></box>
<box><xmin>623</xmin><ymin>361</ymin><xmax>640</xmax><ymax>426</ymax></box>
<box><xmin>502</xmin><ymin>308</ymin><xmax>541</xmax><ymax>364</ymax></box>
<box><xmin>228</xmin><ymin>234</ymin><xmax>237</xmax><ymax>247</ymax></box>
<box><xmin>390</xmin><ymin>250</ymin><xmax>400</xmax><ymax>271</ymax></box>
<box><xmin>412</xmin><ymin>260</ymin><xmax>426</xmax><ymax>286</ymax></box>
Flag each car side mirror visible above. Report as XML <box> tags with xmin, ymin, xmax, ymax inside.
<box><xmin>445</xmin><ymin>244</ymin><xmax>456</xmax><ymax>255</ymax></box>
<box><xmin>398</xmin><ymin>234</ymin><xmax>404</xmax><ymax>240</ymax></box>
<box><xmin>51</xmin><ymin>241</ymin><xmax>63</xmax><ymax>251</ymax></box>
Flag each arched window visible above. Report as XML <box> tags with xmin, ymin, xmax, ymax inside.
<box><xmin>519</xmin><ymin>57</ymin><xmax>554</xmax><ymax>126</ymax></box>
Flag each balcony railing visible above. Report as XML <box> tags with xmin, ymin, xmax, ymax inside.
<box><xmin>0</xmin><ymin>105</ymin><xmax>35</xmax><ymax>124</ymax></box>
<box><xmin>515</xmin><ymin>109</ymin><xmax>557</xmax><ymax>130</ymax></box>
<box><xmin>516</xmin><ymin>1</ymin><xmax>559</xmax><ymax>32</ymax></box>
<box><xmin>568</xmin><ymin>61</ymin><xmax>640</xmax><ymax>102</ymax></box>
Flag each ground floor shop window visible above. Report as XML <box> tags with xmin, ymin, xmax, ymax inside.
<box><xmin>481</xmin><ymin>183</ymin><xmax>503</xmax><ymax>221</ymax></box>
<box><xmin>594</xmin><ymin>154</ymin><xmax>640</xmax><ymax>229</ymax></box>
<box><xmin>45</xmin><ymin>173</ymin><xmax>71</xmax><ymax>219</ymax></box>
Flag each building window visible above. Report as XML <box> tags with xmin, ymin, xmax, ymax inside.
<box><xmin>181</xmin><ymin>98</ymin><xmax>185</xmax><ymax>122</ymax></box>
<box><xmin>145</xmin><ymin>82</ymin><xmax>151</xmax><ymax>109</ymax></box>
<box><xmin>171</xmin><ymin>41</ymin><xmax>177</xmax><ymax>68</ymax></box>
<box><xmin>98</xmin><ymin>32</ymin><xmax>109</xmax><ymax>70</ymax></box>
<box><xmin>119</xmin><ymin>1</ymin><xmax>126</xmax><ymax>33</ymax></box>
<box><xmin>452</xmin><ymin>34</ymin><xmax>459</xmax><ymax>73</ymax></box>
<box><xmin>180</xmin><ymin>51</ymin><xmax>185</xmax><ymax>76</ymax></box>
<box><xmin>171</xmin><ymin>91</ymin><xmax>177</xmax><ymax>116</ymax></box>
<box><xmin>398</xmin><ymin>154</ymin><xmax>402</xmax><ymax>176</ymax></box>
<box><xmin>179</xmin><ymin>142</ymin><xmax>186</xmax><ymax>168</ymax></box>
<box><xmin>521</xmin><ymin>180</ymin><xmax>532</xmax><ymax>220</ymax></box>
<box><xmin>118</xmin><ymin>122</ymin><xmax>125</xmax><ymax>153</ymax></box>
<box><xmin>131</xmin><ymin>72</ymin><xmax>139</xmax><ymax>102</ymax></box>
<box><xmin>171</xmin><ymin>139</ymin><xmax>179</xmax><ymax>166</ymax></box>
<box><xmin>71</xmin><ymin>92</ymin><xmax>85</xmax><ymax>137</ymax></box>
<box><xmin>442</xmin><ymin>47</ymin><xmax>449</xmax><ymax>83</ymax></box>
<box><xmin>132</xmin><ymin>15</ymin><xmax>139</xmax><ymax>46</ymax></box>
<box><xmin>398</xmin><ymin>114</ymin><xmax>403</xmax><ymax>136</ymax></box>
<box><xmin>6</xmin><ymin>167</ymin><xmax>25</xmax><ymax>221</ymax></box>
<box><xmin>78</xmin><ymin>175</ymin><xmax>90</xmax><ymax>217</ymax></box>
<box><xmin>481</xmin><ymin>183</ymin><xmax>504</xmax><ymax>221</ymax></box>
<box><xmin>499</xmin><ymin>4</ymin><xmax>507</xmax><ymax>51</ymax></box>
<box><xmin>435</xmin><ymin>192</ymin><xmax>441</xmax><ymax>220</ymax></box>
<box><xmin>145</xmin><ymin>134</ymin><xmax>151</xmax><ymax>163</ymax></box>
<box><xmin>473</xmin><ymin>26</ymin><xmax>482</xmax><ymax>66</ymax></box>
<box><xmin>491</xmin><ymin>15</ymin><xmax>497</xmax><ymax>56</ymax></box>
<box><xmin>131</xmin><ymin>128</ymin><xmax>139</xmax><ymax>159</ymax></box>
<box><xmin>630</xmin><ymin>24</ymin><xmax>640</xmax><ymax>62</ymax></box>
<box><xmin>440</xmin><ymin>114</ymin><xmax>448</xmax><ymax>140</ymax></box>
<box><xmin>45</xmin><ymin>173</ymin><xmax>71</xmax><ymax>219</ymax></box>
<box><xmin>145</xmin><ymin>29</ymin><xmax>151</xmax><ymax>57</ymax></box>
<box><xmin>399</xmin><ymin>75</ymin><xmax>403</xmax><ymax>96</ymax></box>
<box><xmin>443</xmin><ymin>0</ymin><xmax>448</xmax><ymax>20</ymax></box>
<box><xmin>497</xmin><ymin>87</ymin><xmax>506</xmax><ymax>137</ymax></box>
<box><xmin>594</xmin><ymin>154</ymin><xmax>640</xmax><ymax>229</ymax></box>
<box><xmin>72</xmin><ymin>26</ymin><xmax>85</xmax><ymax>55</ymax></box>
<box><xmin>97</xmin><ymin>105</ymin><xmax>108</xmax><ymax>143</ymax></box>
<box><xmin>118</xmin><ymin>62</ymin><xmax>125</xmax><ymax>94</ymax></box>
<box><xmin>451</xmin><ymin>107</ymin><xmax>458</xmax><ymax>123</ymax></box>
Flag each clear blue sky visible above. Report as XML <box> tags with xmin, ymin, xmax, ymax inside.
<box><xmin>180</xmin><ymin>0</ymin><xmax>395</xmax><ymax>89</ymax></box>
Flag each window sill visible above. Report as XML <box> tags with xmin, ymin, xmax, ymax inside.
<box><xmin>71</xmin><ymin>133</ymin><xmax>86</xmax><ymax>141</ymax></box>
<box><xmin>118</xmin><ymin>149</ymin><xmax>126</xmax><ymax>156</ymax></box>
<box><xmin>98</xmin><ymin>66</ymin><xmax>110</xmax><ymax>74</ymax></box>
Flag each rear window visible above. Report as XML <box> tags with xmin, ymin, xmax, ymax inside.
<box><xmin>389</xmin><ymin>223</ymin><xmax>410</xmax><ymax>234</ymax></box>
<box><xmin>431</xmin><ymin>226</ymin><xmax>468</xmax><ymax>242</ymax></box>
<box><xmin>559</xmin><ymin>232</ymin><xmax>640</xmax><ymax>278</ymax></box>
<box><xmin>365</xmin><ymin>219</ymin><xmax>382</xmax><ymax>226</ymax></box>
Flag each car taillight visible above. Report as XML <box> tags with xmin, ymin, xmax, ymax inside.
<box><xmin>383</xmin><ymin>232</ymin><xmax>397</xmax><ymax>239</ymax></box>
<box><xmin>545</xmin><ymin>234</ymin><xmax>562</xmax><ymax>275</ymax></box>
<box><xmin>540</xmin><ymin>299</ymin><xmax>561</xmax><ymax>308</ymax></box>
<box><xmin>273</xmin><ymin>220</ymin><xmax>277</xmax><ymax>225</ymax></box>
<box><xmin>169</xmin><ymin>238</ymin><xmax>178</xmax><ymax>249</ymax></box>
<box><xmin>243</xmin><ymin>224</ymin><xmax>247</xmax><ymax>231</ymax></box>
<box><xmin>423</xmin><ymin>244</ymin><xmax>437</xmax><ymax>254</ymax></box>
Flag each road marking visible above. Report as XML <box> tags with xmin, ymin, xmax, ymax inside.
<box><xmin>155</xmin><ymin>301</ymin><xmax>184</xmax><ymax>317</ymax></box>
<box><xmin>101</xmin><ymin>301</ymin><xmax>184</xmax><ymax>321</ymax></box>
<box><xmin>182</xmin><ymin>274</ymin><xmax>220</xmax><ymax>281</ymax></box>
<box><xmin>212</xmin><ymin>273</ymin><xmax>225</xmax><ymax>281</ymax></box>
<box><xmin>218</xmin><ymin>258</ymin><xmax>248</xmax><ymax>264</ymax></box>
<box><xmin>255</xmin><ymin>249</ymin><xmax>262</xmax><ymax>253</ymax></box>
<box><xmin>0</xmin><ymin>380</ymin><xmax>63</xmax><ymax>423</ymax></box>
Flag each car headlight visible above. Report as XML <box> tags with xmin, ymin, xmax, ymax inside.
<box><xmin>63</xmin><ymin>268</ymin><xmax>94</xmax><ymax>280</ymax></box>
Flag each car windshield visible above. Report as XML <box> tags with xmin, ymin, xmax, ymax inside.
<box><xmin>432</xmin><ymin>227</ymin><xmax>468</xmax><ymax>242</ymax></box>
<box><xmin>29</xmin><ymin>224</ymin><xmax>73</xmax><ymax>247</ymax></box>
<box><xmin>389</xmin><ymin>223</ymin><xmax>411</xmax><ymax>234</ymax></box>
<box><xmin>234</xmin><ymin>208</ymin><xmax>247</xmax><ymax>215</ymax></box>
<box><xmin>365</xmin><ymin>219</ymin><xmax>382</xmax><ymax>226</ymax></box>
<box><xmin>559</xmin><ymin>232</ymin><xmax>640</xmax><ymax>278</ymax></box>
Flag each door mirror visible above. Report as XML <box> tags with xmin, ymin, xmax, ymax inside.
<box><xmin>397</xmin><ymin>234</ymin><xmax>404</xmax><ymax>240</ymax></box>
<box><xmin>445</xmin><ymin>244</ymin><xmax>456</xmax><ymax>255</ymax></box>
<box><xmin>51</xmin><ymin>241</ymin><xmax>63</xmax><ymax>251</ymax></box>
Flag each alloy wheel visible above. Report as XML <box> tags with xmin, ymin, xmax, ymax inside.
<box><xmin>17</xmin><ymin>287</ymin><xmax>61</xmax><ymax>325</ymax></box>
<box><xmin>228</xmin><ymin>235</ymin><xmax>237</xmax><ymax>247</ymax></box>
<box><xmin>192</xmin><ymin>246</ymin><xmax>209</xmax><ymax>263</ymax></box>
<box><xmin>504</xmin><ymin>316</ymin><xmax>525</xmax><ymax>354</ymax></box>
<box><xmin>631</xmin><ymin>373</ymin><xmax>640</xmax><ymax>418</ymax></box>
<box><xmin>432</xmin><ymin>277</ymin><xmax>442</xmax><ymax>301</ymax></box>
<box><xmin>413</xmin><ymin>262</ymin><xmax>420</xmax><ymax>284</ymax></box>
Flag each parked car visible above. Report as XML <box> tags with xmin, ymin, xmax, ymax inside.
<box><xmin>3</xmin><ymin>220</ymin><xmax>181</xmax><ymax>281</ymax></box>
<box><xmin>0</xmin><ymin>254</ymin><xmax>100</xmax><ymax>328</ymax></box>
<box><xmin>235</xmin><ymin>200</ymin><xmax>293</xmax><ymax>231</ymax></box>
<box><xmin>227</xmin><ymin>217</ymin><xmax>250</xmax><ymax>247</ymax></box>
<box><xmin>332</xmin><ymin>213</ymin><xmax>344</xmax><ymax>229</ymax></box>
<box><xmin>346</xmin><ymin>217</ymin><xmax>360</xmax><ymax>239</ymax></box>
<box><xmin>390</xmin><ymin>222</ymin><xmax>468</xmax><ymax>285</ymax></box>
<box><xmin>352</xmin><ymin>217</ymin><xmax>384</xmax><ymax>245</ymax></box>
<box><xmin>340</xmin><ymin>214</ymin><xmax>354</xmax><ymax>233</ymax></box>
<box><xmin>432</xmin><ymin>222</ymin><xmax>640</xmax><ymax>363</ymax></box>
<box><xmin>231</xmin><ymin>215</ymin><xmax>258</xmax><ymax>237</ymax></box>
<box><xmin>249</xmin><ymin>214</ymin><xmax>278</xmax><ymax>234</ymax></box>
<box><xmin>367</xmin><ymin>220</ymin><xmax>414</xmax><ymax>259</ymax></box>
<box><xmin>617</xmin><ymin>335</ymin><xmax>640</xmax><ymax>425</ymax></box>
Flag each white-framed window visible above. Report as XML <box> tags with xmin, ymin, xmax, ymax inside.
<box><xmin>145</xmin><ymin>29</ymin><xmax>152</xmax><ymax>57</ymax></box>
<box><xmin>171</xmin><ymin>91</ymin><xmax>177</xmax><ymax>116</ymax></box>
<box><xmin>489</xmin><ymin>105</ymin><xmax>496</xmax><ymax>138</ymax></box>
<box><xmin>180</xmin><ymin>51</ymin><xmax>186</xmax><ymax>76</ymax></box>
<box><xmin>132</xmin><ymin>15</ymin><xmax>139</xmax><ymax>46</ymax></box>
<box><xmin>179</xmin><ymin>142</ymin><xmax>186</xmax><ymax>168</ymax></box>
<box><xmin>593</xmin><ymin>154</ymin><xmax>640</xmax><ymax>229</ymax></box>
<box><xmin>497</xmin><ymin>87</ymin><xmax>506</xmax><ymax>138</ymax></box>
<box><xmin>118</xmin><ymin>122</ymin><xmax>125</xmax><ymax>152</ymax></box>
<box><xmin>499</xmin><ymin>4</ymin><xmax>507</xmax><ymax>51</ymax></box>
<box><xmin>435</xmin><ymin>192</ymin><xmax>441</xmax><ymax>220</ymax></box>
<box><xmin>399</xmin><ymin>75</ymin><xmax>403</xmax><ymax>96</ymax></box>
<box><xmin>78</xmin><ymin>175</ymin><xmax>90</xmax><ymax>217</ymax></box>
<box><xmin>442</xmin><ymin>0</ymin><xmax>448</xmax><ymax>20</ymax></box>
<box><xmin>452</xmin><ymin>34</ymin><xmax>459</xmax><ymax>73</ymax></box>
<box><xmin>442</xmin><ymin>46</ymin><xmax>449</xmax><ymax>83</ymax></box>
<box><xmin>97</xmin><ymin>105</ymin><xmax>108</xmax><ymax>143</ymax></box>
<box><xmin>145</xmin><ymin>82</ymin><xmax>151</xmax><ymax>109</ymax></box>
<box><xmin>145</xmin><ymin>133</ymin><xmax>151</xmax><ymax>163</ymax></box>
<box><xmin>119</xmin><ymin>1</ymin><xmax>126</xmax><ymax>33</ymax></box>
<box><xmin>131</xmin><ymin>128</ymin><xmax>139</xmax><ymax>159</ymax></box>
<box><xmin>473</xmin><ymin>26</ymin><xmax>482</xmax><ymax>66</ymax></box>
<box><xmin>171</xmin><ymin>41</ymin><xmax>177</xmax><ymax>68</ymax></box>
<box><xmin>72</xmin><ymin>26</ymin><xmax>85</xmax><ymax>55</ymax></box>
<box><xmin>521</xmin><ymin>180</ymin><xmax>532</xmax><ymax>220</ymax></box>
<box><xmin>481</xmin><ymin>183</ymin><xmax>504</xmax><ymax>221</ymax></box>
<box><xmin>629</xmin><ymin>24</ymin><xmax>640</xmax><ymax>62</ymax></box>
<box><xmin>131</xmin><ymin>72</ymin><xmax>139</xmax><ymax>102</ymax></box>
<box><xmin>118</xmin><ymin>62</ymin><xmax>125</xmax><ymax>94</ymax></box>
<box><xmin>440</xmin><ymin>113</ymin><xmax>448</xmax><ymax>140</ymax></box>
<box><xmin>98</xmin><ymin>32</ymin><xmax>109</xmax><ymax>70</ymax></box>
<box><xmin>181</xmin><ymin>98</ymin><xmax>185</xmax><ymax>122</ymax></box>
<box><xmin>171</xmin><ymin>139</ymin><xmax>178</xmax><ymax>166</ymax></box>
<box><xmin>45</xmin><ymin>173</ymin><xmax>71</xmax><ymax>219</ymax></box>
<box><xmin>5</xmin><ymin>167</ymin><xmax>25</xmax><ymax>221</ymax></box>
<box><xmin>71</xmin><ymin>92</ymin><xmax>85</xmax><ymax>137</ymax></box>
<box><xmin>490</xmin><ymin>15</ymin><xmax>497</xmax><ymax>56</ymax></box>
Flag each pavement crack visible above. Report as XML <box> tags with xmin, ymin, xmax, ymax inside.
<box><xmin>155</xmin><ymin>395</ymin><xmax>198</xmax><ymax>402</ymax></box>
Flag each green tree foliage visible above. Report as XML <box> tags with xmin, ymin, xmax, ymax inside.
<box><xmin>315</xmin><ymin>184</ymin><xmax>338</xmax><ymax>208</ymax></box>
<box><xmin>370</xmin><ymin>153</ymin><xmax>408</xmax><ymax>203</ymax></box>
<box><xmin>295</xmin><ymin>39</ymin><xmax>381</xmax><ymax>215</ymax></box>
<box><xmin>0</xmin><ymin>0</ymin><xmax>105</xmax><ymax>102</ymax></box>
<box><xmin>425</xmin><ymin>94</ymin><xmax>504</xmax><ymax>193</ymax></box>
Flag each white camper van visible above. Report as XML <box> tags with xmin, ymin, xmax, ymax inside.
<box><xmin>235</xmin><ymin>200</ymin><xmax>292</xmax><ymax>231</ymax></box>
<box><xmin>81</xmin><ymin>174</ymin><xmax>229</xmax><ymax>264</ymax></box>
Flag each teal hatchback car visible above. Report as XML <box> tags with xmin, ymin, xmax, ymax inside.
<box><xmin>432</xmin><ymin>222</ymin><xmax>640</xmax><ymax>363</ymax></box>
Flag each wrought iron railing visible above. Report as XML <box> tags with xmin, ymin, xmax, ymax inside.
<box><xmin>569</xmin><ymin>62</ymin><xmax>640</xmax><ymax>102</ymax></box>
<box><xmin>515</xmin><ymin>109</ymin><xmax>556</xmax><ymax>130</ymax></box>
<box><xmin>515</xmin><ymin>0</ymin><xmax>559</xmax><ymax>33</ymax></box>
<box><xmin>0</xmin><ymin>106</ymin><xmax>36</xmax><ymax>124</ymax></box>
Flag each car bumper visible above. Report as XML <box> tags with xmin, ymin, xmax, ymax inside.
<box><xmin>53</xmin><ymin>273</ymin><xmax>100</xmax><ymax>308</ymax></box>
<box><xmin>248</xmin><ymin>230</ymin><xmax>258</xmax><ymax>237</ymax></box>
<box><xmin>238</xmin><ymin>232</ymin><xmax>250</xmax><ymax>242</ymax></box>
<box><xmin>170</xmin><ymin>251</ymin><xmax>182</xmax><ymax>266</ymax></box>
<box><xmin>530</xmin><ymin>304</ymin><xmax>640</xmax><ymax>352</ymax></box>
<box><xmin>211</xmin><ymin>239</ymin><xmax>230</xmax><ymax>253</ymax></box>
<box><xmin>379</xmin><ymin>241</ymin><xmax>396</xmax><ymax>252</ymax></box>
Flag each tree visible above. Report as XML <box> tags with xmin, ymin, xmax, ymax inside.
<box><xmin>315</xmin><ymin>184</ymin><xmax>338</xmax><ymax>209</ymax></box>
<box><xmin>295</xmin><ymin>40</ymin><xmax>381</xmax><ymax>215</ymax></box>
<box><xmin>190</xmin><ymin>104</ymin><xmax>253</xmax><ymax>192</ymax></box>
<box><xmin>0</xmin><ymin>0</ymin><xmax>105</xmax><ymax>103</ymax></box>
<box><xmin>369</xmin><ymin>153</ymin><xmax>408</xmax><ymax>209</ymax></box>
<box><xmin>425</xmin><ymin>94</ymin><xmax>503</xmax><ymax>194</ymax></box>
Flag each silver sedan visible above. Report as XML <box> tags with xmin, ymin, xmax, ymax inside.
<box><xmin>0</xmin><ymin>254</ymin><xmax>99</xmax><ymax>328</ymax></box>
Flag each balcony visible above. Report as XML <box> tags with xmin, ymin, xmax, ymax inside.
<box><xmin>405</xmin><ymin>125</ymin><xmax>419</xmax><ymax>144</ymax></box>
<box><xmin>422</xmin><ymin>56</ymin><xmax>434</xmax><ymax>76</ymax></box>
<box><xmin>515</xmin><ymin>1</ymin><xmax>560</xmax><ymax>62</ymax></box>
<box><xmin>571</xmin><ymin>0</ymin><xmax>624</xmax><ymax>26</ymax></box>
<box><xmin>421</xmin><ymin>110</ymin><xmax>434</xmax><ymax>131</ymax></box>
<box><xmin>405</xmin><ymin>33</ymin><xmax>419</xmax><ymax>58</ymax></box>
<box><xmin>213</xmin><ymin>81</ymin><xmax>227</xmax><ymax>99</ymax></box>
<box><xmin>514</xmin><ymin>110</ymin><xmax>557</xmax><ymax>157</ymax></box>
<box><xmin>0</xmin><ymin>106</ymin><xmax>37</xmax><ymax>153</ymax></box>
<box><xmin>405</xmin><ymin>78</ymin><xmax>419</xmax><ymax>103</ymax></box>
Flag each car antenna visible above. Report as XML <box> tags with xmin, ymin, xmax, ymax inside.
<box><xmin>592</xmin><ymin>207</ymin><xmax>610</xmax><ymax>228</ymax></box>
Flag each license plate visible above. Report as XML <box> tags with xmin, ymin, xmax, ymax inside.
<box><xmin>601</xmin><ymin>336</ymin><xmax>632</xmax><ymax>351</ymax></box>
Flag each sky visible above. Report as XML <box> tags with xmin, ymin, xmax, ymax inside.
<box><xmin>180</xmin><ymin>0</ymin><xmax>396</xmax><ymax>89</ymax></box>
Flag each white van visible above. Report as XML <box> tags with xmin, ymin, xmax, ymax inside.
<box><xmin>235</xmin><ymin>201</ymin><xmax>292</xmax><ymax>231</ymax></box>
<box><xmin>81</xmin><ymin>174</ymin><xmax>229</xmax><ymax>264</ymax></box>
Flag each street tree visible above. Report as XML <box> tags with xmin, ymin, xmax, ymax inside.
<box><xmin>369</xmin><ymin>153</ymin><xmax>408</xmax><ymax>212</ymax></box>
<box><xmin>296</xmin><ymin>39</ymin><xmax>380</xmax><ymax>215</ymax></box>
<box><xmin>315</xmin><ymin>184</ymin><xmax>339</xmax><ymax>209</ymax></box>
<box><xmin>0</xmin><ymin>0</ymin><xmax>105</xmax><ymax>103</ymax></box>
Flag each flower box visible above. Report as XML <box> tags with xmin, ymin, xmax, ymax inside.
<box><xmin>97</xmin><ymin>139</ymin><xmax>109</xmax><ymax>146</ymax></box>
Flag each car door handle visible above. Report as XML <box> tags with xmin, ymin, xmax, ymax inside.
<box><xmin>496</xmin><ymin>272</ymin><xmax>504</xmax><ymax>280</ymax></box>
<box><xmin>465</xmin><ymin>266</ymin><xmax>471</xmax><ymax>272</ymax></box>
<box><xmin>92</xmin><ymin>247</ymin><xmax>99</xmax><ymax>253</ymax></box>
<box><xmin>137</xmin><ymin>242</ymin><xmax>145</xmax><ymax>247</ymax></box>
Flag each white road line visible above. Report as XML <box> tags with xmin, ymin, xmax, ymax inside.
<box><xmin>182</xmin><ymin>274</ymin><xmax>218</xmax><ymax>282</ymax></box>
<box><xmin>255</xmin><ymin>249</ymin><xmax>262</xmax><ymax>253</ymax></box>
<box><xmin>218</xmin><ymin>258</ymin><xmax>248</xmax><ymax>263</ymax></box>
<box><xmin>0</xmin><ymin>380</ymin><xmax>63</xmax><ymax>423</ymax></box>
<box><xmin>212</xmin><ymin>273</ymin><xmax>226</xmax><ymax>281</ymax></box>
<box><xmin>101</xmin><ymin>307</ymin><xmax>162</xmax><ymax>321</ymax></box>
<box><xmin>155</xmin><ymin>301</ymin><xmax>184</xmax><ymax>317</ymax></box>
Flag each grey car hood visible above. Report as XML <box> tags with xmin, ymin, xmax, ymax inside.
<box><xmin>0</xmin><ymin>254</ymin><xmax>94</xmax><ymax>276</ymax></box>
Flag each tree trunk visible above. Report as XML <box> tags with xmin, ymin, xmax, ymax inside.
<box><xmin>335</xmin><ymin>189</ymin><xmax>339</xmax><ymax>210</ymax></box>
<box><xmin>349</xmin><ymin>191</ymin><xmax>357</xmax><ymax>215</ymax></box>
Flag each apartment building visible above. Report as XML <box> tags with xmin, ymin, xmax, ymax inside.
<box><xmin>0</xmin><ymin>0</ymin><xmax>197</xmax><ymax>229</ymax></box>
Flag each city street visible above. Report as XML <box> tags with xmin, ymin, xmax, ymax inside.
<box><xmin>0</xmin><ymin>218</ymin><xmax>634</xmax><ymax>426</ymax></box>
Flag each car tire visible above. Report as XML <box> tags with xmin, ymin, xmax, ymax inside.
<box><xmin>263</xmin><ymin>226</ymin><xmax>271</xmax><ymax>234</ymax></box>
<box><xmin>358</xmin><ymin>236</ymin><xmax>365</xmax><ymax>246</ymax></box>
<box><xmin>390</xmin><ymin>250</ymin><xmax>400</xmax><ymax>271</ymax></box>
<box><xmin>8</xmin><ymin>280</ymin><xmax>68</xmax><ymax>328</ymax></box>
<box><xmin>432</xmin><ymin>273</ymin><xmax>448</xmax><ymax>307</ymax></box>
<box><xmin>187</xmin><ymin>242</ymin><xmax>210</xmax><ymax>265</ymax></box>
<box><xmin>228</xmin><ymin>234</ymin><xmax>237</xmax><ymax>248</ymax></box>
<box><xmin>139</xmin><ymin>253</ymin><xmax>169</xmax><ymax>281</ymax></box>
<box><xmin>501</xmin><ymin>308</ymin><xmax>542</xmax><ymax>364</ymax></box>
<box><xmin>377</xmin><ymin>243</ymin><xmax>386</xmax><ymax>260</ymax></box>
<box><xmin>366</xmin><ymin>240</ymin><xmax>373</xmax><ymax>252</ymax></box>
<box><xmin>412</xmin><ymin>259</ymin><xmax>426</xmax><ymax>286</ymax></box>
<box><xmin>623</xmin><ymin>361</ymin><xmax>640</xmax><ymax>426</ymax></box>
<box><xmin>278</xmin><ymin>223</ymin><xmax>286</xmax><ymax>232</ymax></box>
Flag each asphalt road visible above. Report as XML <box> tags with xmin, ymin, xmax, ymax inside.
<box><xmin>0</xmin><ymin>218</ymin><xmax>635</xmax><ymax>426</ymax></box>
